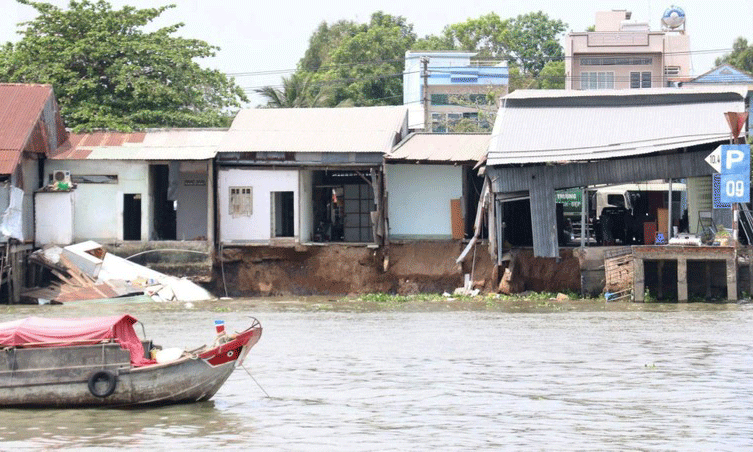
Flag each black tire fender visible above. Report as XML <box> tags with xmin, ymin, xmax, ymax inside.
<box><xmin>88</xmin><ymin>370</ymin><xmax>117</xmax><ymax>398</ymax></box>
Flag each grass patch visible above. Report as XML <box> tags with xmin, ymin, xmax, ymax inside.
<box><xmin>344</xmin><ymin>291</ymin><xmax>581</xmax><ymax>304</ymax></box>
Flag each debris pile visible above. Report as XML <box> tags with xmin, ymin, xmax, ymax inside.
<box><xmin>23</xmin><ymin>241</ymin><xmax>214</xmax><ymax>304</ymax></box>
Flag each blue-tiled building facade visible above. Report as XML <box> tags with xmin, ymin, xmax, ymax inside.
<box><xmin>403</xmin><ymin>51</ymin><xmax>509</xmax><ymax>131</ymax></box>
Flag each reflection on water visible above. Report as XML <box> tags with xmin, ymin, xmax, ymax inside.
<box><xmin>0</xmin><ymin>299</ymin><xmax>751</xmax><ymax>450</ymax></box>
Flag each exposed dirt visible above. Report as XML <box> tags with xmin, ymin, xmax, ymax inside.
<box><xmin>212</xmin><ymin>241</ymin><xmax>497</xmax><ymax>297</ymax></box>
<box><xmin>498</xmin><ymin>249</ymin><xmax>581</xmax><ymax>294</ymax></box>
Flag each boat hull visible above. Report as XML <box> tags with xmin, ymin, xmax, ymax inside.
<box><xmin>0</xmin><ymin>326</ymin><xmax>261</xmax><ymax>408</ymax></box>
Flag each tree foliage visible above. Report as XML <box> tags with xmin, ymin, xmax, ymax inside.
<box><xmin>415</xmin><ymin>12</ymin><xmax>567</xmax><ymax>76</ymax></box>
<box><xmin>255</xmin><ymin>72</ymin><xmax>328</xmax><ymax>108</ymax></box>
<box><xmin>258</xmin><ymin>10</ymin><xmax>567</xmax><ymax>108</ymax></box>
<box><xmin>323</xmin><ymin>12</ymin><xmax>416</xmax><ymax>106</ymax></box>
<box><xmin>0</xmin><ymin>0</ymin><xmax>247</xmax><ymax>131</ymax></box>
<box><xmin>716</xmin><ymin>37</ymin><xmax>753</xmax><ymax>73</ymax></box>
<box><xmin>537</xmin><ymin>60</ymin><xmax>566</xmax><ymax>89</ymax></box>
<box><xmin>505</xmin><ymin>12</ymin><xmax>566</xmax><ymax>76</ymax></box>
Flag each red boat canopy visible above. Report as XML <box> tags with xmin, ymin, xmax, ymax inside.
<box><xmin>0</xmin><ymin>315</ymin><xmax>155</xmax><ymax>367</ymax></box>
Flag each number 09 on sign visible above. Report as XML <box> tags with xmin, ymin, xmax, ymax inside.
<box><xmin>720</xmin><ymin>173</ymin><xmax>750</xmax><ymax>203</ymax></box>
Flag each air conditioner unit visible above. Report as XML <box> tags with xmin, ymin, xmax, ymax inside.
<box><xmin>52</xmin><ymin>170</ymin><xmax>71</xmax><ymax>186</ymax></box>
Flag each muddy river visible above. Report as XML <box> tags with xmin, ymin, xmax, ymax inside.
<box><xmin>0</xmin><ymin>298</ymin><xmax>751</xmax><ymax>450</ymax></box>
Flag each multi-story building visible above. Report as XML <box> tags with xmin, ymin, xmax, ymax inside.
<box><xmin>403</xmin><ymin>51</ymin><xmax>509</xmax><ymax>131</ymax></box>
<box><xmin>565</xmin><ymin>8</ymin><xmax>691</xmax><ymax>90</ymax></box>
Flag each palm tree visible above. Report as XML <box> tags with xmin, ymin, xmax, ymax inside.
<box><xmin>255</xmin><ymin>72</ymin><xmax>329</xmax><ymax>108</ymax></box>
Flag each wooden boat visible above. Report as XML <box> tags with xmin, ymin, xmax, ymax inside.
<box><xmin>0</xmin><ymin>315</ymin><xmax>262</xmax><ymax>407</ymax></box>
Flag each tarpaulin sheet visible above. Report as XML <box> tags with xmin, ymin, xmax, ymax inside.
<box><xmin>0</xmin><ymin>315</ymin><xmax>155</xmax><ymax>367</ymax></box>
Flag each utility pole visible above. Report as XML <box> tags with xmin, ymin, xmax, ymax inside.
<box><xmin>421</xmin><ymin>56</ymin><xmax>430</xmax><ymax>132</ymax></box>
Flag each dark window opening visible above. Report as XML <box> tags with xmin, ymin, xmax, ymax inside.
<box><xmin>123</xmin><ymin>193</ymin><xmax>141</xmax><ymax>241</ymax></box>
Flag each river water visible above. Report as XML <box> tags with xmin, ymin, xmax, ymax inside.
<box><xmin>0</xmin><ymin>298</ymin><xmax>751</xmax><ymax>451</ymax></box>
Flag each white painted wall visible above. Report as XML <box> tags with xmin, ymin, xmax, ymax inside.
<box><xmin>386</xmin><ymin>164</ymin><xmax>463</xmax><ymax>239</ymax></box>
<box><xmin>45</xmin><ymin>160</ymin><xmax>150</xmax><ymax>242</ymax></box>
<box><xmin>34</xmin><ymin>191</ymin><xmax>74</xmax><ymax>246</ymax></box>
<box><xmin>218</xmin><ymin>168</ymin><xmax>299</xmax><ymax>243</ymax></box>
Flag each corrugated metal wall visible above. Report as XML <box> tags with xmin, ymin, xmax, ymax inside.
<box><xmin>488</xmin><ymin>148</ymin><xmax>719</xmax><ymax>257</ymax></box>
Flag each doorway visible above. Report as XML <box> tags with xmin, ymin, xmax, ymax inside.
<box><xmin>151</xmin><ymin>164</ymin><xmax>176</xmax><ymax>240</ymax></box>
<box><xmin>123</xmin><ymin>194</ymin><xmax>141</xmax><ymax>240</ymax></box>
<box><xmin>272</xmin><ymin>191</ymin><xmax>294</xmax><ymax>237</ymax></box>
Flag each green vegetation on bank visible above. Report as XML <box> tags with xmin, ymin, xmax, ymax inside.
<box><xmin>343</xmin><ymin>291</ymin><xmax>583</xmax><ymax>303</ymax></box>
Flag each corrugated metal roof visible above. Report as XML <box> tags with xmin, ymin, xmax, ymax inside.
<box><xmin>218</xmin><ymin>106</ymin><xmax>408</xmax><ymax>154</ymax></box>
<box><xmin>54</xmin><ymin>129</ymin><xmax>225</xmax><ymax>160</ymax></box>
<box><xmin>487</xmin><ymin>87</ymin><xmax>747</xmax><ymax>166</ymax></box>
<box><xmin>387</xmin><ymin>132</ymin><xmax>490</xmax><ymax>162</ymax></box>
<box><xmin>0</xmin><ymin>84</ymin><xmax>55</xmax><ymax>174</ymax></box>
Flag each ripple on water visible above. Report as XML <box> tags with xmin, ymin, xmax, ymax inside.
<box><xmin>0</xmin><ymin>300</ymin><xmax>751</xmax><ymax>450</ymax></box>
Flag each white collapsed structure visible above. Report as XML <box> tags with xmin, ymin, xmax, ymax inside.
<box><xmin>28</xmin><ymin>241</ymin><xmax>214</xmax><ymax>303</ymax></box>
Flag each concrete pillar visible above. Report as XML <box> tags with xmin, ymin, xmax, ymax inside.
<box><xmin>677</xmin><ymin>258</ymin><xmax>688</xmax><ymax>302</ymax></box>
<box><xmin>727</xmin><ymin>256</ymin><xmax>738</xmax><ymax>301</ymax></box>
<box><xmin>634</xmin><ymin>257</ymin><xmax>645</xmax><ymax>302</ymax></box>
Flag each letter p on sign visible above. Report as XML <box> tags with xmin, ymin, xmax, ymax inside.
<box><xmin>721</xmin><ymin>144</ymin><xmax>750</xmax><ymax>175</ymax></box>
<box><xmin>725</xmin><ymin>149</ymin><xmax>745</xmax><ymax>170</ymax></box>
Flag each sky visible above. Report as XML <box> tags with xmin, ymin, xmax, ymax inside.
<box><xmin>1</xmin><ymin>0</ymin><xmax>752</xmax><ymax>106</ymax></box>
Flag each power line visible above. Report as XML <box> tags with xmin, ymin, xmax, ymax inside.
<box><xmin>228</xmin><ymin>57</ymin><xmax>406</xmax><ymax>78</ymax></box>
<box><xmin>229</xmin><ymin>46</ymin><xmax>736</xmax><ymax>82</ymax></box>
<box><xmin>241</xmin><ymin>70</ymin><xmax>421</xmax><ymax>92</ymax></box>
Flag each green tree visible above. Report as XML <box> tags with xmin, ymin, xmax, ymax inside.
<box><xmin>298</xmin><ymin>20</ymin><xmax>364</xmax><ymax>72</ymax></box>
<box><xmin>716</xmin><ymin>37</ymin><xmax>753</xmax><ymax>73</ymax></box>
<box><xmin>506</xmin><ymin>12</ymin><xmax>566</xmax><ymax>76</ymax></box>
<box><xmin>0</xmin><ymin>0</ymin><xmax>247</xmax><ymax>131</ymax></box>
<box><xmin>441</xmin><ymin>12</ymin><xmax>509</xmax><ymax>57</ymax></box>
<box><xmin>537</xmin><ymin>60</ymin><xmax>566</xmax><ymax>89</ymax></box>
<box><xmin>324</xmin><ymin>12</ymin><xmax>417</xmax><ymax>106</ymax></box>
<box><xmin>420</xmin><ymin>12</ymin><xmax>567</xmax><ymax>76</ymax></box>
<box><xmin>255</xmin><ymin>72</ymin><xmax>328</xmax><ymax>108</ymax></box>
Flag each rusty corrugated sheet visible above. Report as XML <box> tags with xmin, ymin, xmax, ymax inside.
<box><xmin>387</xmin><ymin>132</ymin><xmax>490</xmax><ymax>163</ymax></box>
<box><xmin>0</xmin><ymin>150</ymin><xmax>21</xmax><ymax>174</ymax></box>
<box><xmin>0</xmin><ymin>84</ymin><xmax>53</xmax><ymax>150</ymax></box>
<box><xmin>54</xmin><ymin>129</ymin><xmax>224</xmax><ymax>160</ymax></box>
<box><xmin>0</xmin><ymin>84</ymin><xmax>58</xmax><ymax>174</ymax></box>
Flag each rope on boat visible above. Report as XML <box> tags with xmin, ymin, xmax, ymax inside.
<box><xmin>240</xmin><ymin>363</ymin><xmax>270</xmax><ymax>398</ymax></box>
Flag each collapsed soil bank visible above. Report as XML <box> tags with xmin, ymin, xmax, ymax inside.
<box><xmin>210</xmin><ymin>242</ymin><xmax>583</xmax><ymax>297</ymax></box>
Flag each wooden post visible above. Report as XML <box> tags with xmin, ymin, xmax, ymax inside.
<box><xmin>705</xmin><ymin>262</ymin><xmax>712</xmax><ymax>299</ymax></box>
<box><xmin>10</xmin><ymin>247</ymin><xmax>22</xmax><ymax>304</ymax></box>
<box><xmin>633</xmin><ymin>257</ymin><xmax>645</xmax><ymax>302</ymax></box>
<box><xmin>677</xmin><ymin>257</ymin><xmax>688</xmax><ymax>302</ymax></box>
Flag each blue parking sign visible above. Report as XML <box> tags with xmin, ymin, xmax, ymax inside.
<box><xmin>719</xmin><ymin>144</ymin><xmax>751</xmax><ymax>203</ymax></box>
<box><xmin>719</xmin><ymin>173</ymin><xmax>750</xmax><ymax>203</ymax></box>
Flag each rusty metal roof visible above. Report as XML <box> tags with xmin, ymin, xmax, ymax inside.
<box><xmin>487</xmin><ymin>87</ymin><xmax>747</xmax><ymax>166</ymax></box>
<box><xmin>0</xmin><ymin>84</ymin><xmax>56</xmax><ymax>174</ymax></box>
<box><xmin>54</xmin><ymin>129</ymin><xmax>226</xmax><ymax>160</ymax></box>
<box><xmin>387</xmin><ymin>132</ymin><xmax>490</xmax><ymax>163</ymax></box>
<box><xmin>218</xmin><ymin>106</ymin><xmax>408</xmax><ymax>154</ymax></box>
